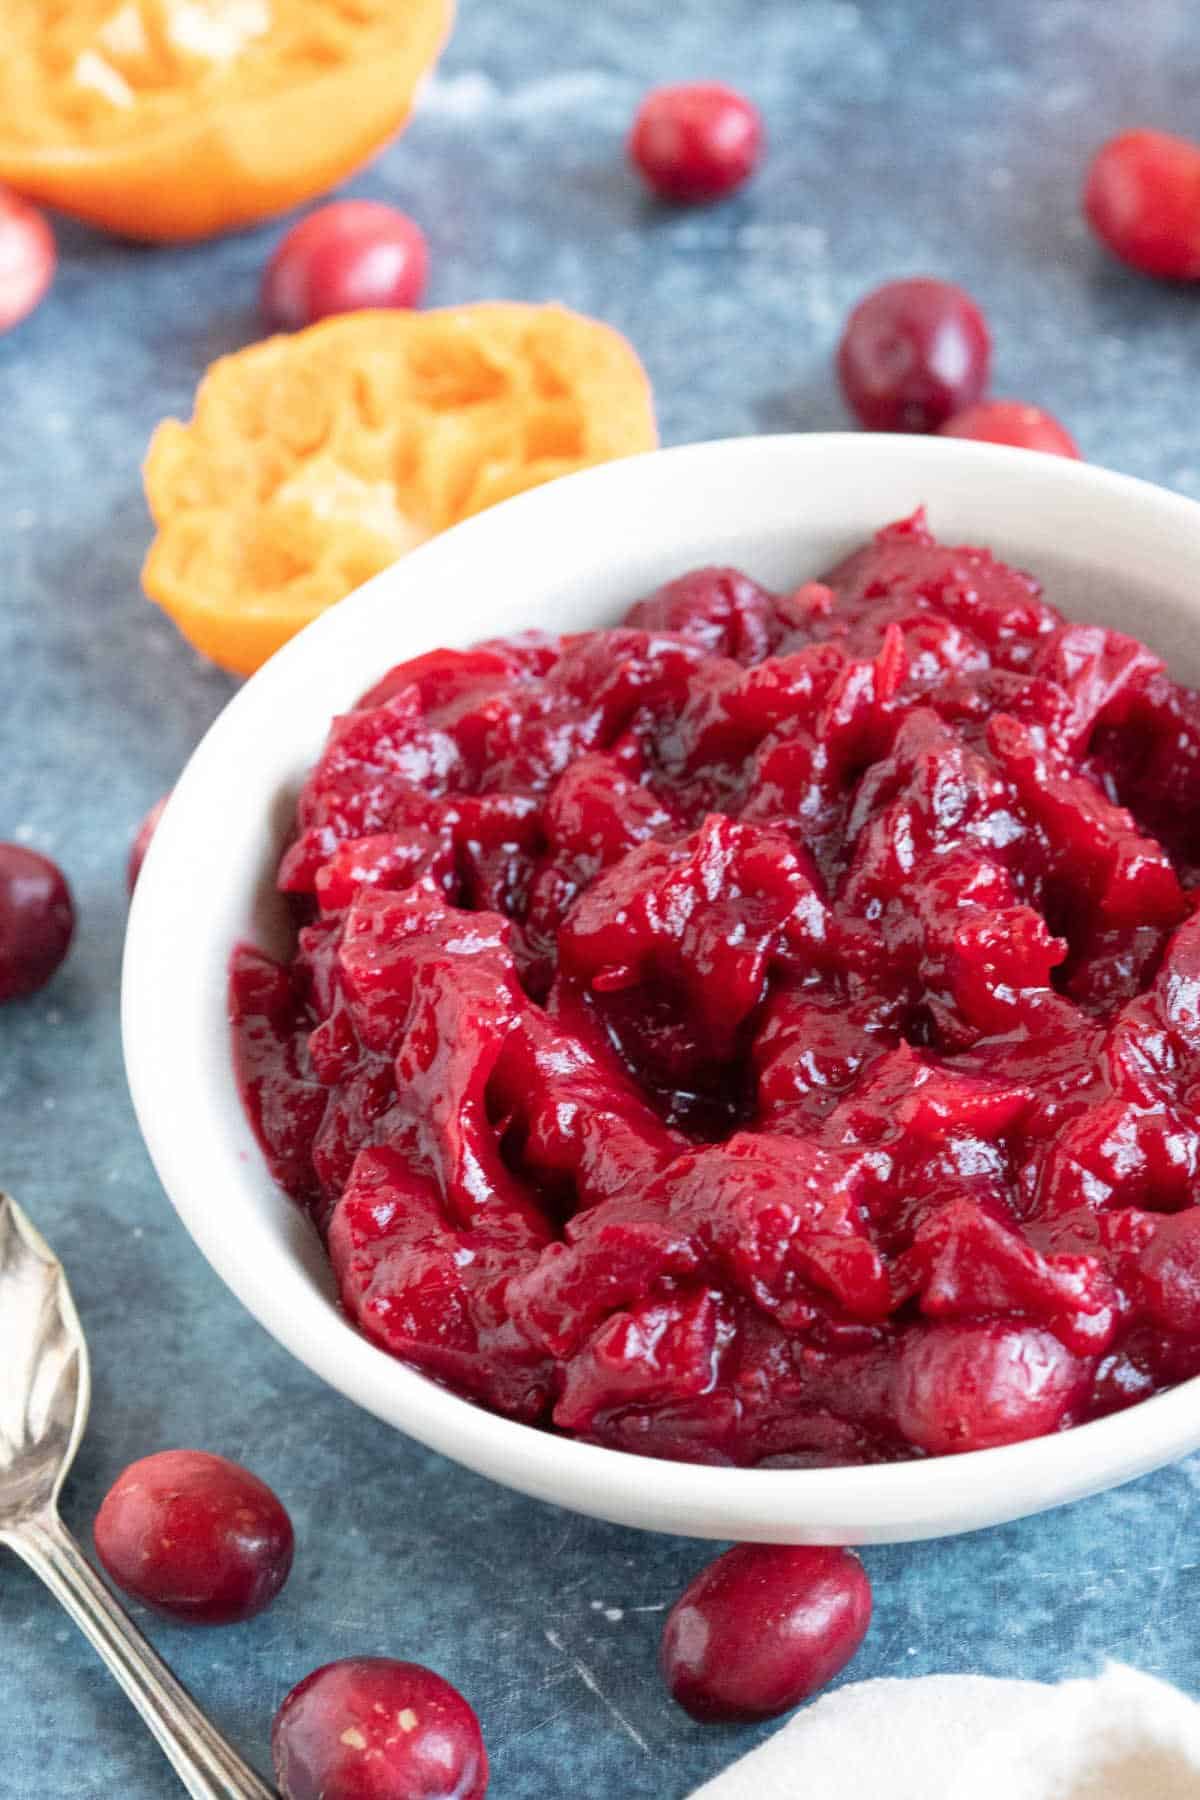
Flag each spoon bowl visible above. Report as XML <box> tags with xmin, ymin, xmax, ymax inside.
<box><xmin>0</xmin><ymin>1192</ymin><xmax>90</xmax><ymax>1530</ymax></box>
<box><xmin>0</xmin><ymin>1192</ymin><xmax>275</xmax><ymax>1798</ymax></box>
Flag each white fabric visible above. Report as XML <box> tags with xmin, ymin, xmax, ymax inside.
<box><xmin>689</xmin><ymin>1664</ymin><xmax>1200</xmax><ymax>1799</ymax></box>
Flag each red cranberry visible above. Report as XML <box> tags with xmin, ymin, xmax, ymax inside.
<box><xmin>836</xmin><ymin>278</ymin><xmax>991</xmax><ymax>433</ymax></box>
<box><xmin>660</xmin><ymin>1543</ymin><xmax>872</xmax><ymax>1723</ymax></box>
<box><xmin>0</xmin><ymin>844</ymin><xmax>74</xmax><ymax>1002</ymax></box>
<box><xmin>939</xmin><ymin>400</ymin><xmax>1080</xmax><ymax>458</ymax></box>
<box><xmin>94</xmin><ymin>1450</ymin><xmax>294</xmax><ymax>1625</ymax></box>
<box><xmin>1139</xmin><ymin>1212</ymin><xmax>1200</xmax><ymax>1336</ymax></box>
<box><xmin>127</xmin><ymin>794</ymin><xmax>170</xmax><ymax>894</ymax></box>
<box><xmin>262</xmin><ymin>201</ymin><xmax>429</xmax><ymax>331</ymax></box>
<box><xmin>629</xmin><ymin>83</ymin><xmax>763</xmax><ymax>204</ymax></box>
<box><xmin>1084</xmin><ymin>129</ymin><xmax>1200</xmax><ymax>281</ymax></box>
<box><xmin>892</xmin><ymin>1322</ymin><xmax>1084</xmax><ymax>1456</ymax></box>
<box><xmin>272</xmin><ymin>1659</ymin><xmax>488</xmax><ymax>1800</ymax></box>
<box><xmin>0</xmin><ymin>190</ymin><xmax>55</xmax><ymax>334</ymax></box>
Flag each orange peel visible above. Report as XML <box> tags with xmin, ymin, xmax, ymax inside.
<box><xmin>0</xmin><ymin>1</ymin><xmax>453</xmax><ymax>241</ymax></box>
<box><xmin>141</xmin><ymin>303</ymin><xmax>659</xmax><ymax>675</ymax></box>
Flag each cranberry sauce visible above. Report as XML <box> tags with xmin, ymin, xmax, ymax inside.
<box><xmin>231</xmin><ymin>513</ymin><xmax>1200</xmax><ymax>1466</ymax></box>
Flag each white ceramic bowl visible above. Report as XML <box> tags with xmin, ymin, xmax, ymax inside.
<box><xmin>123</xmin><ymin>433</ymin><xmax>1200</xmax><ymax>1544</ymax></box>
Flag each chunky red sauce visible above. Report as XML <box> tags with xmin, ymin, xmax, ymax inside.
<box><xmin>231</xmin><ymin>513</ymin><xmax>1200</xmax><ymax>1466</ymax></box>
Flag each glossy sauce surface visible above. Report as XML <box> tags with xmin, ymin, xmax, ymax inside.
<box><xmin>232</xmin><ymin>514</ymin><xmax>1200</xmax><ymax>1466</ymax></box>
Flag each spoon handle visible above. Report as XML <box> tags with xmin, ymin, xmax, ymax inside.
<box><xmin>5</xmin><ymin>1511</ymin><xmax>276</xmax><ymax>1798</ymax></box>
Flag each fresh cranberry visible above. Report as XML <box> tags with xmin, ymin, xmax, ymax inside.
<box><xmin>660</xmin><ymin>1544</ymin><xmax>872</xmax><ymax>1723</ymax></box>
<box><xmin>94</xmin><ymin>1450</ymin><xmax>294</xmax><ymax>1625</ymax></box>
<box><xmin>127</xmin><ymin>794</ymin><xmax>170</xmax><ymax>894</ymax></box>
<box><xmin>272</xmin><ymin>1659</ymin><xmax>488</xmax><ymax>1800</ymax></box>
<box><xmin>262</xmin><ymin>201</ymin><xmax>429</xmax><ymax>331</ymax></box>
<box><xmin>939</xmin><ymin>400</ymin><xmax>1080</xmax><ymax>458</ymax></box>
<box><xmin>628</xmin><ymin>83</ymin><xmax>763</xmax><ymax>203</ymax></box>
<box><xmin>891</xmin><ymin>1323</ymin><xmax>1085</xmax><ymax>1456</ymax></box>
<box><xmin>836</xmin><ymin>278</ymin><xmax>991</xmax><ymax>432</ymax></box>
<box><xmin>1084</xmin><ymin>129</ymin><xmax>1200</xmax><ymax>280</ymax></box>
<box><xmin>0</xmin><ymin>190</ymin><xmax>55</xmax><ymax>334</ymax></box>
<box><xmin>0</xmin><ymin>844</ymin><xmax>74</xmax><ymax>1003</ymax></box>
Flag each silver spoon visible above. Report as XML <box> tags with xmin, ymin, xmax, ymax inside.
<box><xmin>0</xmin><ymin>1192</ymin><xmax>276</xmax><ymax>1798</ymax></box>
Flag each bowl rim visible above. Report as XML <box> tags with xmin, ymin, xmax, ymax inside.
<box><xmin>122</xmin><ymin>432</ymin><xmax>1200</xmax><ymax>1542</ymax></box>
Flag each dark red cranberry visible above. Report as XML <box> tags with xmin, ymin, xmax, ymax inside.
<box><xmin>0</xmin><ymin>844</ymin><xmax>74</xmax><ymax>1002</ymax></box>
<box><xmin>629</xmin><ymin>83</ymin><xmax>763</xmax><ymax>204</ymax></box>
<box><xmin>940</xmin><ymin>400</ymin><xmax>1080</xmax><ymax>458</ymax></box>
<box><xmin>1084</xmin><ymin>129</ymin><xmax>1200</xmax><ymax>280</ymax></box>
<box><xmin>262</xmin><ymin>201</ymin><xmax>429</xmax><ymax>331</ymax></box>
<box><xmin>892</xmin><ymin>1322</ymin><xmax>1084</xmax><ymax>1456</ymax></box>
<box><xmin>836</xmin><ymin>278</ymin><xmax>991</xmax><ymax>432</ymax></box>
<box><xmin>0</xmin><ymin>190</ymin><xmax>55</xmax><ymax>334</ymax></box>
<box><xmin>660</xmin><ymin>1543</ymin><xmax>872</xmax><ymax>1723</ymax></box>
<box><xmin>94</xmin><ymin>1451</ymin><xmax>294</xmax><ymax>1625</ymax></box>
<box><xmin>272</xmin><ymin>1659</ymin><xmax>488</xmax><ymax>1800</ymax></box>
<box><xmin>127</xmin><ymin>794</ymin><xmax>170</xmax><ymax>893</ymax></box>
<box><xmin>1139</xmin><ymin>1212</ymin><xmax>1200</xmax><ymax>1336</ymax></box>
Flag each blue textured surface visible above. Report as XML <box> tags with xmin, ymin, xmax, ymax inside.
<box><xmin>3</xmin><ymin>3</ymin><xmax>1200</xmax><ymax>1796</ymax></box>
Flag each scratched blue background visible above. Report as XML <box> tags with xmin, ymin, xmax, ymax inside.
<box><xmin>3</xmin><ymin>2</ymin><xmax>1200</xmax><ymax>1795</ymax></box>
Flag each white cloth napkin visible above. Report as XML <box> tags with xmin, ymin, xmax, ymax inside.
<box><xmin>689</xmin><ymin>1664</ymin><xmax>1200</xmax><ymax>1799</ymax></box>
